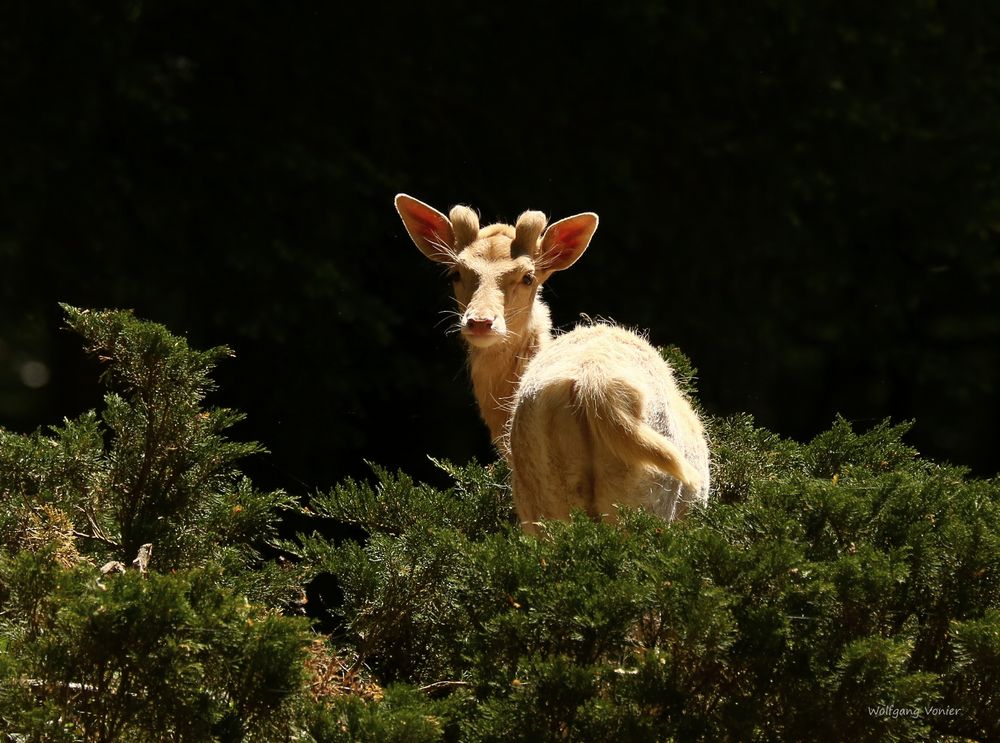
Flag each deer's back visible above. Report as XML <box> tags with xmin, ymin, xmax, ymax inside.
<box><xmin>518</xmin><ymin>324</ymin><xmax>701</xmax><ymax>438</ymax></box>
<box><xmin>510</xmin><ymin>323</ymin><xmax>710</xmax><ymax>523</ymax></box>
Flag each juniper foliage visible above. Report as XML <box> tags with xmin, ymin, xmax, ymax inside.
<box><xmin>0</xmin><ymin>305</ymin><xmax>300</xmax><ymax>600</ymax></box>
<box><xmin>0</xmin><ymin>553</ymin><xmax>309</xmax><ymax>741</ymax></box>
<box><xmin>0</xmin><ymin>307</ymin><xmax>312</xmax><ymax>741</ymax></box>
<box><xmin>1</xmin><ymin>307</ymin><xmax>997</xmax><ymax>741</ymax></box>
<box><xmin>299</xmin><ymin>360</ymin><xmax>999</xmax><ymax>742</ymax></box>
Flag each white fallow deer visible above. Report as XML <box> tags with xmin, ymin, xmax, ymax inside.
<box><xmin>395</xmin><ymin>194</ymin><xmax>710</xmax><ymax>532</ymax></box>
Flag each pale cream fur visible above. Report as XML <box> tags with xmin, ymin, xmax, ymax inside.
<box><xmin>394</xmin><ymin>194</ymin><xmax>710</xmax><ymax>532</ymax></box>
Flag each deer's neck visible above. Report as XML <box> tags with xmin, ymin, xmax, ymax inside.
<box><xmin>467</xmin><ymin>300</ymin><xmax>552</xmax><ymax>446</ymax></box>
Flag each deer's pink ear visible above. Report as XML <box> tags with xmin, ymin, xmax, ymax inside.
<box><xmin>395</xmin><ymin>194</ymin><xmax>456</xmax><ymax>263</ymax></box>
<box><xmin>538</xmin><ymin>213</ymin><xmax>598</xmax><ymax>273</ymax></box>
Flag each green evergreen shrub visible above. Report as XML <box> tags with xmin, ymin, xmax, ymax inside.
<box><xmin>2</xmin><ymin>307</ymin><xmax>996</xmax><ymax>741</ymax></box>
<box><xmin>0</xmin><ymin>305</ymin><xmax>301</xmax><ymax>602</ymax></box>
<box><xmin>0</xmin><ymin>553</ymin><xmax>309</xmax><ymax>741</ymax></box>
<box><xmin>0</xmin><ymin>306</ymin><xmax>312</xmax><ymax>741</ymax></box>
<box><xmin>306</xmin><ymin>684</ymin><xmax>459</xmax><ymax>743</ymax></box>
<box><xmin>298</xmin><ymin>379</ymin><xmax>998</xmax><ymax>742</ymax></box>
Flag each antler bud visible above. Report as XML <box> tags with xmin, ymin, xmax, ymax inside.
<box><xmin>511</xmin><ymin>210</ymin><xmax>547</xmax><ymax>259</ymax></box>
<box><xmin>449</xmin><ymin>205</ymin><xmax>480</xmax><ymax>248</ymax></box>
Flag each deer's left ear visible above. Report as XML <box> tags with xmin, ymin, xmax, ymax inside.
<box><xmin>395</xmin><ymin>194</ymin><xmax>456</xmax><ymax>263</ymax></box>
<box><xmin>537</xmin><ymin>213</ymin><xmax>598</xmax><ymax>273</ymax></box>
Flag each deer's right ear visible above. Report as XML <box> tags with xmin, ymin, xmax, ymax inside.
<box><xmin>395</xmin><ymin>194</ymin><xmax>456</xmax><ymax>263</ymax></box>
<box><xmin>537</xmin><ymin>212</ymin><xmax>598</xmax><ymax>273</ymax></box>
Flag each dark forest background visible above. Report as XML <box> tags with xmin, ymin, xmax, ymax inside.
<box><xmin>1</xmin><ymin>0</ymin><xmax>998</xmax><ymax>495</ymax></box>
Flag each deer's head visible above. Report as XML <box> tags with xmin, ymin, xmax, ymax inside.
<box><xmin>395</xmin><ymin>194</ymin><xmax>598</xmax><ymax>349</ymax></box>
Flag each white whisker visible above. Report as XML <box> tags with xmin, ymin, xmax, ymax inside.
<box><xmin>427</xmin><ymin>232</ymin><xmax>459</xmax><ymax>264</ymax></box>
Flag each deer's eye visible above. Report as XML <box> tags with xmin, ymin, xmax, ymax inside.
<box><xmin>521</xmin><ymin>273</ymin><xmax>535</xmax><ymax>286</ymax></box>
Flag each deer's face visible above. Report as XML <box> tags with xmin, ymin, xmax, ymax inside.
<box><xmin>394</xmin><ymin>193</ymin><xmax>598</xmax><ymax>349</ymax></box>
<box><xmin>450</xmin><ymin>239</ymin><xmax>539</xmax><ymax>349</ymax></box>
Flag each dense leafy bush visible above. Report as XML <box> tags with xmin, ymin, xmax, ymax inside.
<box><xmin>299</xmin><ymin>382</ymin><xmax>999</xmax><ymax>741</ymax></box>
<box><xmin>0</xmin><ymin>306</ymin><xmax>301</xmax><ymax>602</ymax></box>
<box><xmin>1</xmin><ymin>308</ymin><xmax>996</xmax><ymax>741</ymax></box>
<box><xmin>0</xmin><ymin>554</ymin><xmax>309</xmax><ymax>741</ymax></box>
<box><xmin>0</xmin><ymin>307</ymin><xmax>312</xmax><ymax>740</ymax></box>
